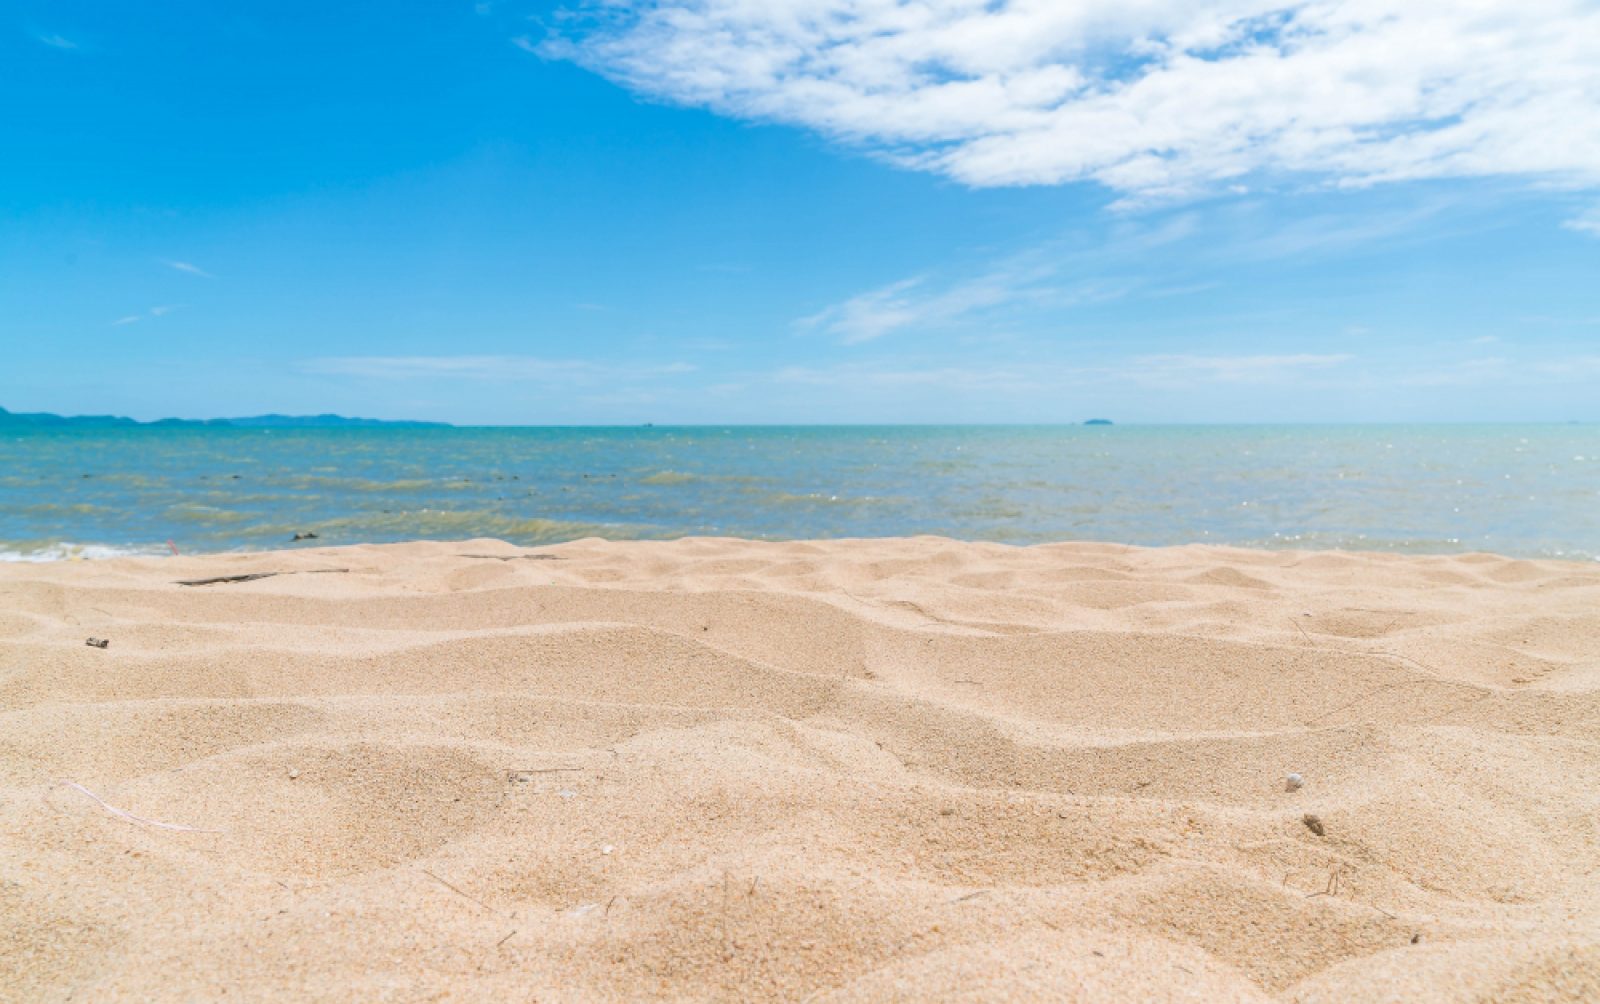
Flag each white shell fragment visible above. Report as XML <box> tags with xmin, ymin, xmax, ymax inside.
<box><xmin>1285</xmin><ymin>773</ymin><xmax>1304</xmax><ymax>792</ymax></box>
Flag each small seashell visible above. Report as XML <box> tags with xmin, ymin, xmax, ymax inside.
<box><xmin>601</xmin><ymin>845</ymin><xmax>614</xmax><ymax>855</ymax></box>
<box><xmin>1285</xmin><ymin>773</ymin><xmax>1304</xmax><ymax>792</ymax></box>
<box><xmin>288</xmin><ymin>769</ymin><xmax>300</xmax><ymax>780</ymax></box>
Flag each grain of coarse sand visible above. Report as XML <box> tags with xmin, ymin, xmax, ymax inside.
<box><xmin>3</xmin><ymin>537</ymin><xmax>1598</xmax><ymax>1001</ymax></box>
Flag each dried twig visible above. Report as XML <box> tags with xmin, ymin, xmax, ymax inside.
<box><xmin>56</xmin><ymin>781</ymin><xmax>220</xmax><ymax>833</ymax></box>
<box><xmin>506</xmin><ymin>767</ymin><xmax>583</xmax><ymax>781</ymax></box>
<box><xmin>422</xmin><ymin>869</ymin><xmax>493</xmax><ymax>913</ymax></box>
<box><xmin>175</xmin><ymin>568</ymin><xmax>348</xmax><ymax>587</ymax></box>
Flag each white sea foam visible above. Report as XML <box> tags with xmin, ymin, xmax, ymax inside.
<box><xmin>0</xmin><ymin>542</ymin><xmax>168</xmax><ymax>563</ymax></box>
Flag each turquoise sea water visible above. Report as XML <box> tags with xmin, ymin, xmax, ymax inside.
<box><xmin>2</xmin><ymin>425</ymin><xmax>1597</xmax><ymax>561</ymax></box>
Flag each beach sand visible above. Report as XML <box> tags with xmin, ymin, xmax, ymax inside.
<box><xmin>3</xmin><ymin>537</ymin><xmax>1598</xmax><ymax>1001</ymax></box>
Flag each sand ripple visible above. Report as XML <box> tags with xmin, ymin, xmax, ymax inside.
<box><xmin>2</xmin><ymin>537</ymin><xmax>1598</xmax><ymax>1001</ymax></box>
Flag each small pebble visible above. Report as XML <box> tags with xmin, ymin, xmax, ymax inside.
<box><xmin>601</xmin><ymin>845</ymin><xmax>614</xmax><ymax>855</ymax></box>
<box><xmin>85</xmin><ymin>637</ymin><xmax>110</xmax><ymax>649</ymax></box>
<box><xmin>1302</xmin><ymin>813</ymin><xmax>1326</xmax><ymax>836</ymax></box>
<box><xmin>288</xmin><ymin>769</ymin><xmax>300</xmax><ymax>780</ymax></box>
<box><xmin>1285</xmin><ymin>773</ymin><xmax>1304</xmax><ymax>792</ymax></box>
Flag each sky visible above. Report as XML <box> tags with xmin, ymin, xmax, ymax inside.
<box><xmin>3</xmin><ymin>0</ymin><xmax>1598</xmax><ymax>424</ymax></box>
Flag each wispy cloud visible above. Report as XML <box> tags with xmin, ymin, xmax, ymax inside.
<box><xmin>550</xmin><ymin>1</ymin><xmax>1600</xmax><ymax>202</ymax></box>
<box><xmin>1395</xmin><ymin>356</ymin><xmax>1511</xmax><ymax>387</ymax></box>
<box><xmin>796</xmin><ymin>193</ymin><xmax>1479</xmax><ymax>348</ymax></box>
<box><xmin>1129</xmin><ymin>353</ymin><xmax>1354</xmax><ymax>386</ymax></box>
<box><xmin>774</xmin><ymin>361</ymin><xmax>1073</xmax><ymax>394</ymax></box>
<box><xmin>511</xmin><ymin>36</ymin><xmax>539</xmax><ymax>54</ymax></box>
<box><xmin>304</xmin><ymin>355</ymin><xmax>696</xmax><ymax>383</ymax></box>
<box><xmin>164</xmin><ymin>260</ymin><xmax>213</xmax><ymax>278</ymax></box>
<box><xmin>112</xmin><ymin>305</ymin><xmax>180</xmax><ymax>326</ymax></box>
<box><xmin>1564</xmin><ymin>203</ymin><xmax>1600</xmax><ymax>237</ymax></box>
<box><xmin>35</xmin><ymin>32</ymin><xmax>78</xmax><ymax>50</ymax></box>
<box><xmin>771</xmin><ymin>352</ymin><xmax>1355</xmax><ymax>396</ymax></box>
<box><xmin>798</xmin><ymin>277</ymin><xmax>927</xmax><ymax>343</ymax></box>
<box><xmin>799</xmin><ymin>254</ymin><xmax>1127</xmax><ymax>344</ymax></box>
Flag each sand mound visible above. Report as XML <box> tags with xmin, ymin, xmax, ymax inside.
<box><xmin>2</xmin><ymin>537</ymin><xmax>1598</xmax><ymax>1001</ymax></box>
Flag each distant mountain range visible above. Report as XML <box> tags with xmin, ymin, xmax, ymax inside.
<box><xmin>0</xmin><ymin>406</ymin><xmax>451</xmax><ymax>429</ymax></box>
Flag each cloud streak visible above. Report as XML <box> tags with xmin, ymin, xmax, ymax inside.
<box><xmin>1129</xmin><ymin>353</ymin><xmax>1353</xmax><ymax>385</ymax></box>
<box><xmin>111</xmin><ymin>305</ymin><xmax>180</xmax><ymax>326</ymax></box>
<box><xmin>1565</xmin><ymin>203</ymin><xmax>1600</xmax><ymax>237</ymax></box>
<box><xmin>304</xmin><ymin>355</ymin><xmax>696</xmax><ymax>383</ymax></box>
<box><xmin>549</xmin><ymin>0</ymin><xmax>1600</xmax><ymax>201</ymax></box>
<box><xmin>164</xmin><ymin>260</ymin><xmax>213</xmax><ymax>278</ymax></box>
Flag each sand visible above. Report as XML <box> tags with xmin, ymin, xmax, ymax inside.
<box><xmin>2</xmin><ymin>536</ymin><xmax>1598</xmax><ymax>1002</ymax></box>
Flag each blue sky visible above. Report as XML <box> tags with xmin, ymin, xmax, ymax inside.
<box><xmin>3</xmin><ymin>0</ymin><xmax>1598</xmax><ymax>424</ymax></box>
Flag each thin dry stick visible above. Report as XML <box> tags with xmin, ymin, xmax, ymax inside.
<box><xmin>175</xmin><ymin>568</ymin><xmax>349</xmax><ymax>587</ymax></box>
<box><xmin>422</xmin><ymin>869</ymin><xmax>494</xmax><ymax>913</ymax></box>
<box><xmin>57</xmin><ymin>781</ymin><xmax>221</xmax><ymax>833</ymax></box>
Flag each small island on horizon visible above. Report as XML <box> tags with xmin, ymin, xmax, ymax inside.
<box><xmin>0</xmin><ymin>406</ymin><xmax>451</xmax><ymax>430</ymax></box>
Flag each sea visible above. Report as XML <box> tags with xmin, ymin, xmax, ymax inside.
<box><xmin>2</xmin><ymin>424</ymin><xmax>1597</xmax><ymax>561</ymax></box>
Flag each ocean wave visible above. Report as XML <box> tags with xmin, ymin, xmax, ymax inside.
<box><xmin>0</xmin><ymin>541</ymin><xmax>170</xmax><ymax>563</ymax></box>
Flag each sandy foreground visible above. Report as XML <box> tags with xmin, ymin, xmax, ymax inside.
<box><xmin>2</xmin><ymin>537</ymin><xmax>1598</xmax><ymax>1002</ymax></box>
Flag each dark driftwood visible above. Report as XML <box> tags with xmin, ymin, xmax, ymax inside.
<box><xmin>175</xmin><ymin>568</ymin><xmax>349</xmax><ymax>587</ymax></box>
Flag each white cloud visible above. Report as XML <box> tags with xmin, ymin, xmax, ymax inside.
<box><xmin>304</xmin><ymin>355</ymin><xmax>696</xmax><ymax>382</ymax></box>
<box><xmin>548</xmin><ymin>0</ymin><xmax>1600</xmax><ymax>200</ymax></box>
<box><xmin>112</xmin><ymin>305</ymin><xmax>181</xmax><ymax>326</ymax></box>
<box><xmin>1396</xmin><ymin>356</ymin><xmax>1510</xmax><ymax>387</ymax></box>
<box><xmin>511</xmin><ymin>35</ymin><xmax>540</xmax><ymax>53</ymax></box>
<box><xmin>774</xmin><ymin>361</ymin><xmax>1063</xmax><ymax>392</ymax></box>
<box><xmin>164</xmin><ymin>260</ymin><xmax>213</xmax><ymax>278</ymax></box>
<box><xmin>798</xmin><ymin>265</ymin><xmax>1124</xmax><ymax>342</ymax></box>
<box><xmin>798</xmin><ymin>277</ymin><xmax>927</xmax><ymax>342</ymax></box>
<box><xmin>770</xmin><ymin>352</ymin><xmax>1356</xmax><ymax>396</ymax></box>
<box><xmin>35</xmin><ymin>33</ymin><xmax>78</xmax><ymax>50</ymax></box>
<box><xmin>1565</xmin><ymin>203</ymin><xmax>1600</xmax><ymax>236</ymax></box>
<box><xmin>1130</xmin><ymin>352</ymin><xmax>1353</xmax><ymax>384</ymax></box>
